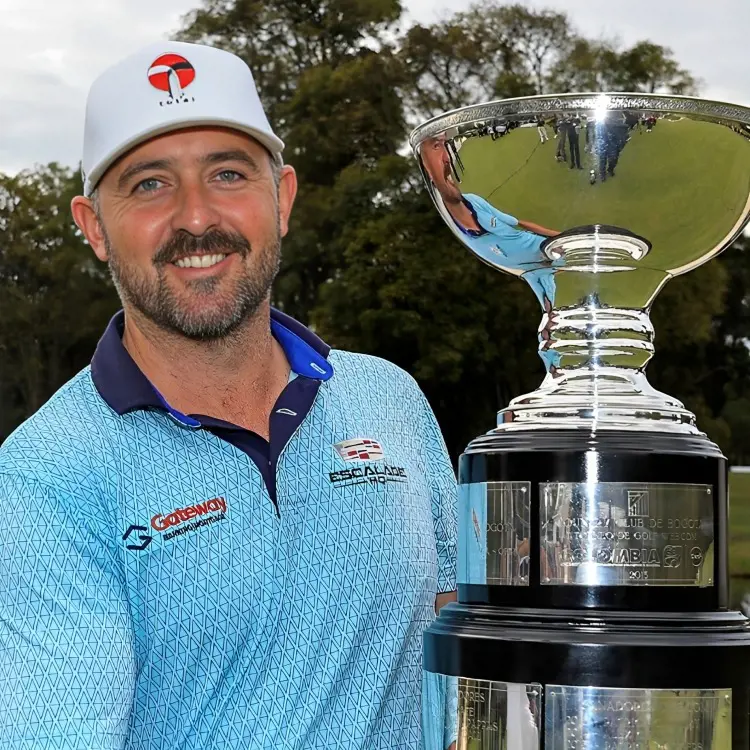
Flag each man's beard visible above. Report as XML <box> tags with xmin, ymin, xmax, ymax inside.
<box><xmin>104</xmin><ymin>219</ymin><xmax>281</xmax><ymax>342</ymax></box>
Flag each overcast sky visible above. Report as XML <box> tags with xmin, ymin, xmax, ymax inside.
<box><xmin>0</xmin><ymin>0</ymin><xmax>747</xmax><ymax>175</ymax></box>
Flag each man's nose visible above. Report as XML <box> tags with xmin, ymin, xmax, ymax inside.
<box><xmin>171</xmin><ymin>181</ymin><xmax>221</xmax><ymax>237</ymax></box>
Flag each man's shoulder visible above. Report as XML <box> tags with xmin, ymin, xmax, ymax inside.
<box><xmin>328</xmin><ymin>349</ymin><xmax>419</xmax><ymax>390</ymax></box>
<box><xmin>0</xmin><ymin>367</ymin><xmax>117</xmax><ymax>488</ymax></box>
<box><xmin>462</xmin><ymin>192</ymin><xmax>486</xmax><ymax>209</ymax></box>
<box><xmin>327</xmin><ymin>349</ymin><xmax>423</xmax><ymax>399</ymax></box>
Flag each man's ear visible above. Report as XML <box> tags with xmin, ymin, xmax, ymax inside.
<box><xmin>71</xmin><ymin>195</ymin><xmax>109</xmax><ymax>262</ymax></box>
<box><xmin>276</xmin><ymin>165</ymin><xmax>298</xmax><ymax>238</ymax></box>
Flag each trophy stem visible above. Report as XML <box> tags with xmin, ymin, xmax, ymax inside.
<box><xmin>496</xmin><ymin>301</ymin><xmax>699</xmax><ymax>433</ymax></box>
<box><xmin>539</xmin><ymin>304</ymin><xmax>655</xmax><ymax>374</ymax></box>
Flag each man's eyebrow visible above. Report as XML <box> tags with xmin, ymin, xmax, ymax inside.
<box><xmin>200</xmin><ymin>150</ymin><xmax>262</xmax><ymax>171</ymax></box>
<box><xmin>117</xmin><ymin>159</ymin><xmax>173</xmax><ymax>192</ymax></box>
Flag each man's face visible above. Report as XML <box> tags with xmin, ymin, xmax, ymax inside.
<box><xmin>74</xmin><ymin>127</ymin><xmax>296</xmax><ymax>341</ymax></box>
<box><xmin>420</xmin><ymin>137</ymin><xmax>463</xmax><ymax>205</ymax></box>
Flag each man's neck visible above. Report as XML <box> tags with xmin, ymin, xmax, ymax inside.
<box><xmin>121</xmin><ymin>302</ymin><xmax>290</xmax><ymax>437</ymax></box>
<box><xmin>445</xmin><ymin>198</ymin><xmax>480</xmax><ymax>232</ymax></box>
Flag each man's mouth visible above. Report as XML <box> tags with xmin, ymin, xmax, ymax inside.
<box><xmin>172</xmin><ymin>253</ymin><xmax>229</xmax><ymax>269</ymax></box>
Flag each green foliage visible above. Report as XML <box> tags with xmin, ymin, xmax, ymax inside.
<box><xmin>177</xmin><ymin>0</ymin><xmax>403</xmax><ymax>126</ymax></box>
<box><xmin>0</xmin><ymin>165</ymin><xmax>119</xmax><ymax>438</ymax></box>
<box><xmin>0</xmin><ymin>0</ymin><xmax>741</xmax><ymax>462</ymax></box>
<box><xmin>728</xmin><ymin>472</ymin><xmax>750</xmax><ymax>580</ymax></box>
<box><xmin>550</xmin><ymin>39</ymin><xmax>698</xmax><ymax>95</ymax></box>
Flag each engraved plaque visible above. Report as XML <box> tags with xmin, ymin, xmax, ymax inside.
<box><xmin>456</xmin><ymin>677</ymin><xmax>541</xmax><ymax>750</ymax></box>
<box><xmin>458</xmin><ymin>482</ymin><xmax>531</xmax><ymax>585</ymax></box>
<box><xmin>540</xmin><ymin>483</ymin><xmax>714</xmax><ymax>586</ymax></box>
<box><xmin>546</xmin><ymin>685</ymin><xmax>732</xmax><ymax>750</ymax></box>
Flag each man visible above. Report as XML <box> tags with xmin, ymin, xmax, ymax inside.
<box><xmin>0</xmin><ymin>41</ymin><xmax>457</xmax><ymax>750</ymax></box>
<box><xmin>419</xmin><ymin>136</ymin><xmax>560</xmax><ymax>312</ymax></box>
<box><xmin>567</xmin><ymin>116</ymin><xmax>582</xmax><ymax>170</ymax></box>
<box><xmin>419</xmin><ymin>137</ymin><xmax>562</xmax><ymax>379</ymax></box>
<box><xmin>594</xmin><ymin>120</ymin><xmax>620</xmax><ymax>182</ymax></box>
<box><xmin>555</xmin><ymin>117</ymin><xmax>568</xmax><ymax>163</ymax></box>
<box><xmin>537</xmin><ymin>117</ymin><xmax>548</xmax><ymax>144</ymax></box>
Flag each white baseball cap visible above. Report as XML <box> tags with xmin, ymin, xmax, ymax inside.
<box><xmin>81</xmin><ymin>41</ymin><xmax>284</xmax><ymax>197</ymax></box>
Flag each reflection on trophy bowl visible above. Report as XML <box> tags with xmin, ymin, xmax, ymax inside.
<box><xmin>412</xmin><ymin>95</ymin><xmax>750</xmax><ymax>750</ymax></box>
<box><xmin>411</xmin><ymin>94</ymin><xmax>750</xmax><ymax>433</ymax></box>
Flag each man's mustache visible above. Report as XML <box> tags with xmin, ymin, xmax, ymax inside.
<box><xmin>153</xmin><ymin>229</ymin><xmax>251</xmax><ymax>265</ymax></box>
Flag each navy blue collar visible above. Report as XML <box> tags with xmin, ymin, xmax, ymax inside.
<box><xmin>91</xmin><ymin>309</ymin><xmax>333</xmax><ymax>424</ymax></box>
<box><xmin>452</xmin><ymin>197</ymin><xmax>488</xmax><ymax>238</ymax></box>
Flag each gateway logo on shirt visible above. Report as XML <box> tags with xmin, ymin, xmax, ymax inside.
<box><xmin>330</xmin><ymin>438</ymin><xmax>407</xmax><ymax>488</ymax></box>
<box><xmin>124</xmin><ymin>498</ymin><xmax>228</xmax><ymax>550</ymax></box>
<box><xmin>151</xmin><ymin>496</ymin><xmax>226</xmax><ymax>530</ymax></box>
<box><xmin>151</xmin><ymin>497</ymin><xmax>227</xmax><ymax>542</ymax></box>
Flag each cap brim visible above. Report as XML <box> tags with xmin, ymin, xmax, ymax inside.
<box><xmin>84</xmin><ymin>117</ymin><xmax>285</xmax><ymax>196</ymax></box>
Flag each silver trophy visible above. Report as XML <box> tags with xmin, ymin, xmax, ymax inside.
<box><xmin>412</xmin><ymin>95</ymin><xmax>750</xmax><ymax>749</ymax></box>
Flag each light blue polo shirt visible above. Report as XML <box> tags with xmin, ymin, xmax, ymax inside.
<box><xmin>0</xmin><ymin>309</ymin><xmax>457</xmax><ymax>750</ymax></box>
<box><xmin>454</xmin><ymin>193</ymin><xmax>559</xmax><ymax>309</ymax></box>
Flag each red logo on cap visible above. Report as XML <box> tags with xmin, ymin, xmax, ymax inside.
<box><xmin>147</xmin><ymin>54</ymin><xmax>196</xmax><ymax>100</ymax></box>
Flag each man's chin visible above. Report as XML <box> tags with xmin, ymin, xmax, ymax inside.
<box><xmin>163</xmin><ymin>312</ymin><xmax>249</xmax><ymax>342</ymax></box>
<box><xmin>138</xmin><ymin>295</ymin><xmax>256</xmax><ymax>341</ymax></box>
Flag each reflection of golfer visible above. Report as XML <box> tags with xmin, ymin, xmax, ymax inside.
<box><xmin>419</xmin><ymin>137</ymin><xmax>560</xmax><ymax>308</ymax></box>
<box><xmin>537</xmin><ymin>118</ymin><xmax>548</xmax><ymax>143</ymax></box>
<box><xmin>450</xmin><ymin>193</ymin><xmax>559</xmax><ymax>309</ymax></box>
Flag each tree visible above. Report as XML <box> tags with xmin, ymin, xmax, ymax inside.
<box><xmin>611</xmin><ymin>41</ymin><xmax>698</xmax><ymax>94</ymax></box>
<box><xmin>0</xmin><ymin>0</ymin><xmax>742</xmax><ymax>463</ymax></box>
<box><xmin>0</xmin><ymin>165</ymin><xmax>119</xmax><ymax>440</ymax></box>
<box><xmin>178</xmin><ymin>0</ymin><xmax>402</xmax><ymax>127</ymax></box>
<box><xmin>550</xmin><ymin>38</ymin><xmax>698</xmax><ymax>95</ymax></box>
<box><xmin>397</xmin><ymin>3</ymin><xmax>570</xmax><ymax>123</ymax></box>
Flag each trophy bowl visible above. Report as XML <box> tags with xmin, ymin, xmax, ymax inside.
<box><xmin>412</xmin><ymin>93</ymin><xmax>750</xmax><ymax>433</ymax></box>
<box><xmin>412</xmin><ymin>94</ymin><xmax>750</xmax><ymax>750</ymax></box>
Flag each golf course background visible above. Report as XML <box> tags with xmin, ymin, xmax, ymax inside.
<box><xmin>729</xmin><ymin>471</ymin><xmax>750</xmax><ymax>607</ymax></box>
<box><xmin>452</xmin><ymin>118</ymin><xmax>750</xmax><ymax>312</ymax></box>
<box><xmin>456</xmin><ymin>117</ymin><xmax>750</xmax><ymax>269</ymax></box>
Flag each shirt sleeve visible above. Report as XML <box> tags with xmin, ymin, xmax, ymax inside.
<box><xmin>415</xmin><ymin>390</ymin><xmax>458</xmax><ymax>594</ymax></box>
<box><xmin>0</xmin><ymin>472</ymin><xmax>136</xmax><ymax>749</ymax></box>
<box><xmin>467</xmin><ymin>195</ymin><xmax>518</xmax><ymax>228</ymax></box>
<box><xmin>422</xmin><ymin>671</ymin><xmax>458</xmax><ymax>750</ymax></box>
<box><xmin>488</xmin><ymin>205</ymin><xmax>518</xmax><ymax>228</ymax></box>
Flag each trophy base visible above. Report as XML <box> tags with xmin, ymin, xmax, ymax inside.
<box><xmin>497</xmin><ymin>369</ymin><xmax>700</xmax><ymax>433</ymax></box>
<box><xmin>424</xmin><ymin>604</ymin><xmax>750</xmax><ymax>750</ymax></box>
<box><xmin>459</xmin><ymin>430</ymin><xmax>727</xmax><ymax>611</ymax></box>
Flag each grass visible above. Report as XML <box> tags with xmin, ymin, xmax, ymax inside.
<box><xmin>453</xmin><ymin>120</ymin><xmax>750</xmax><ymax>309</ymax></box>
<box><xmin>729</xmin><ymin>472</ymin><xmax>750</xmax><ymax>575</ymax></box>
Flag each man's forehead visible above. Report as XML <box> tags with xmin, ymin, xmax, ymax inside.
<box><xmin>110</xmin><ymin>126</ymin><xmax>264</xmax><ymax>175</ymax></box>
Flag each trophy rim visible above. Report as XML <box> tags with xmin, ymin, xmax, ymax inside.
<box><xmin>409</xmin><ymin>91</ymin><xmax>750</xmax><ymax>149</ymax></box>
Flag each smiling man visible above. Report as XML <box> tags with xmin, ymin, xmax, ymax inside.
<box><xmin>0</xmin><ymin>42</ymin><xmax>457</xmax><ymax>750</ymax></box>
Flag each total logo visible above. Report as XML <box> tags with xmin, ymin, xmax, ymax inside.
<box><xmin>147</xmin><ymin>53</ymin><xmax>196</xmax><ymax>106</ymax></box>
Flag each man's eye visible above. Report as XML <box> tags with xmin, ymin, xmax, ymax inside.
<box><xmin>134</xmin><ymin>178</ymin><xmax>162</xmax><ymax>193</ymax></box>
<box><xmin>216</xmin><ymin>170</ymin><xmax>244</xmax><ymax>183</ymax></box>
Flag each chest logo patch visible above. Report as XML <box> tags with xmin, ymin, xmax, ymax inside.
<box><xmin>330</xmin><ymin>438</ymin><xmax>407</xmax><ymax>488</ymax></box>
<box><xmin>334</xmin><ymin>438</ymin><xmax>385</xmax><ymax>462</ymax></box>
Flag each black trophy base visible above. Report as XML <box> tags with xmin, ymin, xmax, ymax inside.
<box><xmin>425</xmin><ymin>602</ymin><xmax>750</xmax><ymax>749</ymax></box>
<box><xmin>458</xmin><ymin>429</ymin><xmax>728</xmax><ymax>612</ymax></box>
